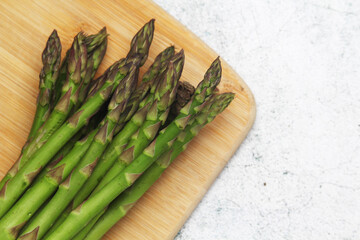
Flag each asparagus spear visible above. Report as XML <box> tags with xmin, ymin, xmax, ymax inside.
<box><xmin>44</xmin><ymin>57</ymin><xmax>222</xmax><ymax>240</ymax></box>
<box><xmin>46</xmin><ymin>76</ymin><xmax>167</xmax><ymax>240</ymax></box>
<box><xmin>116</xmin><ymin>46</ymin><xmax>175</xmax><ymax>130</ymax></box>
<box><xmin>72</xmin><ymin>216</ymin><xmax>101</xmax><ymax>240</ymax></box>
<box><xmin>0</xmin><ymin>81</ymin><xmax>111</xmax><ymax>240</ymax></box>
<box><xmin>71</xmin><ymin>92</ymin><xmax>227</xmax><ymax>240</ymax></box>
<box><xmin>71</xmin><ymin>46</ymin><xmax>174</xmax><ymax>209</ymax></box>
<box><xmin>17</xmin><ymin>66</ymin><xmax>138</xmax><ymax>240</ymax></box>
<box><xmin>53</xmin><ymin>27</ymin><xmax>108</xmax><ymax>106</ymax></box>
<box><xmin>30</xmin><ymin>131</ymin><xmax>82</xmax><ymax>187</ymax></box>
<box><xmin>75</xmin><ymin>31</ymin><xmax>108</xmax><ymax>109</ymax></box>
<box><xmin>0</xmin><ymin>30</ymin><xmax>108</xmax><ymax>193</ymax></box>
<box><xmin>80</xmin><ymin>93</ymin><xmax>234</xmax><ymax>240</ymax></box>
<box><xmin>31</xmin><ymin>99</ymin><xmax>109</xmax><ymax>188</ymax></box>
<box><xmin>84</xmin><ymin>27</ymin><xmax>108</xmax><ymax>53</ymax></box>
<box><xmin>71</xmin><ymin>86</ymin><xmax>197</xmax><ymax>240</ymax></box>
<box><xmin>43</xmin><ymin>101</ymin><xmax>151</xmax><ymax>239</ymax></box>
<box><xmin>44</xmin><ymin>47</ymin><xmax>176</xmax><ymax>238</ymax></box>
<box><xmin>82</xmin><ymin>55</ymin><xmax>219</xmax><ymax>201</ymax></box>
<box><xmin>46</xmin><ymin>39</ymin><xmax>161</xmax><ymax>240</ymax></box>
<box><xmin>0</xmin><ymin>128</ymin><xmax>97</xmax><ymax>235</ymax></box>
<box><xmin>29</xmin><ymin>30</ymin><xmax>62</xmax><ymax>139</ymax></box>
<box><xmin>0</xmin><ymin>30</ymin><xmax>62</xmax><ymax>191</ymax></box>
<box><xmin>42</xmin><ymin>106</ymin><xmax>180</xmax><ymax>239</ymax></box>
<box><xmin>0</xmin><ymin>20</ymin><xmax>154</xmax><ymax>219</ymax></box>
<box><xmin>14</xmin><ymin>32</ymin><xmax>88</xmax><ymax>170</ymax></box>
<box><xmin>0</xmin><ymin>32</ymin><xmax>85</xmax><ymax>194</ymax></box>
<box><xmin>59</xmin><ymin>54</ymin><xmax>184</xmax><ymax>238</ymax></box>
<box><xmin>0</xmin><ymin>63</ymin><xmax>124</xmax><ymax>240</ymax></box>
<box><xmin>91</xmin><ymin>50</ymin><xmax>184</xmax><ymax>196</ymax></box>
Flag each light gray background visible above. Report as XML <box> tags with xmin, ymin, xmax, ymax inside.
<box><xmin>153</xmin><ymin>1</ymin><xmax>360</xmax><ymax>239</ymax></box>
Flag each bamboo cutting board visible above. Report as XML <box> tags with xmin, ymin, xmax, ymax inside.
<box><xmin>0</xmin><ymin>0</ymin><xmax>256</xmax><ymax>239</ymax></box>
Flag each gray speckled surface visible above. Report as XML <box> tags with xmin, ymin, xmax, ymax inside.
<box><xmin>153</xmin><ymin>0</ymin><xmax>360</xmax><ymax>239</ymax></box>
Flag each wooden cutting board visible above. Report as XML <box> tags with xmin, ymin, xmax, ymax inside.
<box><xmin>0</xmin><ymin>0</ymin><xmax>256</xmax><ymax>239</ymax></box>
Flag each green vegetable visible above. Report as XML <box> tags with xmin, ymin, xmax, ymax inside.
<box><xmin>29</xmin><ymin>30</ymin><xmax>62</xmax><ymax>139</ymax></box>
<box><xmin>13</xmin><ymin>32</ymin><xmax>88</xmax><ymax>174</ymax></box>
<box><xmin>0</xmin><ymin>30</ymin><xmax>61</xmax><ymax>191</ymax></box>
<box><xmin>44</xmin><ymin>57</ymin><xmax>222</xmax><ymax>240</ymax></box>
<box><xmin>72</xmin><ymin>46</ymin><xmax>175</xmax><ymax>209</ymax></box>
<box><xmin>18</xmin><ymin>65</ymin><xmax>139</xmax><ymax>240</ymax></box>
<box><xmin>77</xmin><ymin>93</ymin><xmax>234</xmax><ymax>240</ymax></box>
<box><xmin>0</xmin><ymin>20</ymin><xmax>154</xmax><ymax>221</ymax></box>
<box><xmin>91</xmin><ymin>50</ymin><xmax>184</xmax><ymax>198</ymax></box>
<box><xmin>53</xmin><ymin>27</ymin><xmax>108</xmax><ymax>106</ymax></box>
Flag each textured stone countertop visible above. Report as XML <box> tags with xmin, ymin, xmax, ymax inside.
<box><xmin>153</xmin><ymin>1</ymin><xmax>360</xmax><ymax>239</ymax></box>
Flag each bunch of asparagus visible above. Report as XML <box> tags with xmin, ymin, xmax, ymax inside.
<box><xmin>0</xmin><ymin>19</ymin><xmax>234</xmax><ymax>240</ymax></box>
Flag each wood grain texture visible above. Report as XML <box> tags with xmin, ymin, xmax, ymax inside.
<box><xmin>0</xmin><ymin>0</ymin><xmax>255</xmax><ymax>239</ymax></box>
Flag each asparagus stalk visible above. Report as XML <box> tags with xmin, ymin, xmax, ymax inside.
<box><xmin>42</xmin><ymin>106</ymin><xmax>183</xmax><ymax>240</ymax></box>
<box><xmin>0</xmin><ymin>60</ymin><xmax>128</xmax><ymax>239</ymax></box>
<box><xmin>0</xmin><ymin>32</ymin><xmax>85</xmax><ymax>194</ymax></box>
<box><xmin>31</xmin><ymin>102</ymin><xmax>108</xmax><ymax>187</ymax></box>
<box><xmin>73</xmin><ymin>93</ymin><xmax>233</xmax><ymax>240</ymax></box>
<box><xmin>62</xmin><ymin>54</ymin><xmax>184</xmax><ymax>235</ymax></box>
<box><xmin>38</xmin><ymin>46</ymin><xmax>167</xmax><ymax>237</ymax></box>
<box><xmin>88</xmin><ymin>55</ymin><xmax>219</xmax><ymax>199</ymax></box>
<box><xmin>0</xmin><ymin>30</ymin><xmax>62</xmax><ymax>191</ymax></box>
<box><xmin>75</xmin><ymin>31</ymin><xmax>108</xmax><ymax>109</ymax></box>
<box><xmin>0</xmin><ymin>61</ymin><xmax>129</xmax><ymax>236</ymax></box>
<box><xmin>44</xmin><ymin>26</ymin><xmax>159</xmax><ymax>238</ymax></box>
<box><xmin>116</xmin><ymin>46</ymin><xmax>175</xmax><ymax>130</ymax></box>
<box><xmin>30</xmin><ymin>131</ymin><xmax>83</xmax><ymax>186</ymax></box>
<box><xmin>83</xmin><ymin>93</ymin><xmax>234</xmax><ymax>240</ymax></box>
<box><xmin>0</xmin><ymin>129</ymin><xmax>97</xmax><ymax>239</ymax></box>
<box><xmin>44</xmin><ymin>47</ymin><xmax>173</xmax><ymax>237</ymax></box>
<box><xmin>0</xmin><ymin>65</ymin><xmax>124</xmax><ymax>240</ymax></box>
<box><xmin>90</xmin><ymin>93</ymin><xmax>234</xmax><ymax>240</ymax></box>
<box><xmin>44</xmin><ymin>100</ymin><xmax>151</xmax><ymax>238</ymax></box>
<box><xmin>29</xmin><ymin>30</ymin><xmax>62</xmax><ymax>139</ymax></box>
<box><xmin>44</xmin><ymin>101</ymin><xmax>150</xmax><ymax>238</ymax></box>
<box><xmin>18</xmin><ymin>66</ymin><xmax>139</xmax><ymax>240</ymax></box>
<box><xmin>0</xmin><ymin>20</ymin><xmax>154</xmax><ymax>219</ymax></box>
<box><xmin>0</xmin><ymin>30</ymin><xmax>108</xmax><ymax>192</ymax></box>
<box><xmin>53</xmin><ymin>27</ymin><xmax>108</xmax><ymax>106</ymax></box>
<box><xmin>71</xmin><ymin>46</ymin><xmax>174</xmax><ymax>209</ymax></box>
<box><xmin>13</xmin><ymin>32</ymin><xmax>88</xmax><ymax>171</ymax></box>
<box><xmin>91</xmin><ymin>50</ymin><xmax>184</xmax><ymax>196</ymax></box>
<box><xmin>71</xmin><ymin>215</ymin><xmax>101</xmax><ymax>240</ymax></box>
<box><xmin>26</xmin><ymin>95</ymin><xmax>108</xmax><ymax>240</ymax></box>
<box><xmin>44</xmin><ymin>57</ymin><xmax>222</xmax><ymax>240</ymax></box>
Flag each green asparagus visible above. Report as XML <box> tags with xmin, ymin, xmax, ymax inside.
<box><xmin>0</xmin><ymin>30</ymin><xmax>62</xmax><ymax>191</ymax></box>
<box><xmin>71</xmin><ymin>46</ymin><xmax>174</xmax><ymax>209</ymax></box>
<box><xmin>31</xmin><ymin>102</ymin><xmax>108</xmax><ymax>187</ymax></box>
<box><xmin>0</xmin><ymin>129</ymin><xmax>97</xmax><ymax>240</ymax></box>
<box><xmin>17</xmin><ymin>66</ymin><xmax>138</xmax><ymax>240</ymax></box>
<box><xmin>53</xmin><ymin>27</ymin><xmax>108</xmax><ymax>106</ymax></box>
<box><xmin>62</xmin><ymin>51</ymin><xmax>185</xmax><ymax>237</ymax></box>
<box><xmin>82</xmin><ymin>94</ymin><xmax>233</xmax><ymax>240</ymax></box>
<box><xmin>76</xmin><ymin>31</ymin><xmax>108</xmax><ymax>109</ymax></box>
<box><xmin>44</xmin><ymin>57</ymin><xmax>222</xmax><ymax>240</ymax></box>
<box><xmin>14</xmin><ymin>32</ymin><xmax>88</xmax><ymax>171</ymax></box>
<box><xmin>73</xmin><ymin>92</ymin><xmax>233</xmax><ymax>240</ymax></box>
<box><xmin>0</xmin><ymin>20</ymin><xmax>154</xmax><ymax>219</ymax></box>
<box><xmin>44</xmin><ymin>46</ymin><xmax>176</xmax><ymax>237</ymax></box>
<box><xmin>0</xmin><ymin>63</ymin><xmax>126</xmax><ymax>240</ymax></box>
<box><xmin>1</xmin><ymin>29</ymin><xmax>108</xmax><ymax>193</ymax></box>
<box><xmin>92</xmin><ymin>50</ymin><xmax>184</xmax><ymax>196</ymax></box>
<box><xmin>28</xmin><ymin>30</ymin><xmax>62</xmax><ymax>139</ymax></box>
